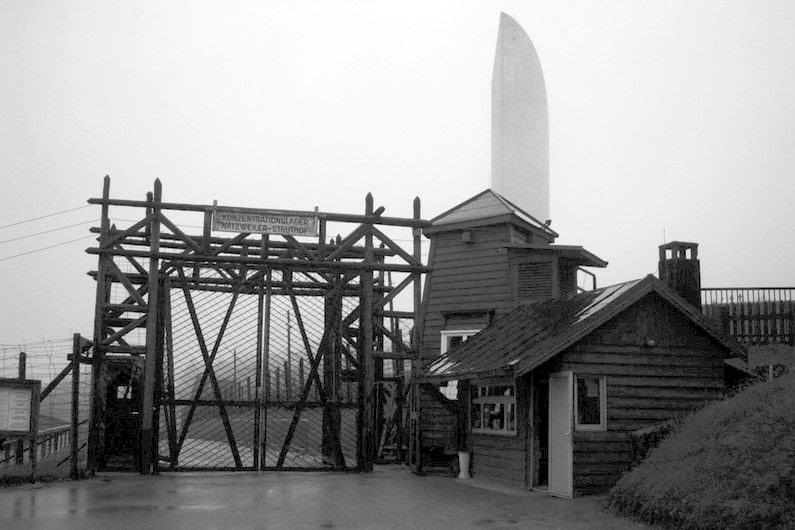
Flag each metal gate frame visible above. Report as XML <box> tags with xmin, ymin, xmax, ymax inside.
<box><xmin>86</xmin><ymin>177</ymin><xmax>429</xmax><ymax>473</ymax></box>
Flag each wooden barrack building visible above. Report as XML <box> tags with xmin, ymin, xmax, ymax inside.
<box><xmin>416</xmin><ymin>192</ymin><xmax>751</xmax><ymax>496</ymax></box>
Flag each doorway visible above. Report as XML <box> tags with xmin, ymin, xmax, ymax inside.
<box><xmin>547</xmin><ymin>371</ymin><xmax>573</xmax><ymax>497</ymax></box>
<box><xmin>104</xmin><ymin>359</ymin><xmax>142</xmax><ymax>471</ymax></box>
<box><xmin>532</xmin><ymin>375</ymin><xmax>549</xmax><ymax>488</ymax></box>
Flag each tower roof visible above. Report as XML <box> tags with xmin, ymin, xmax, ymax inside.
<box><xmin>426</xmin><ymin>189</ymin><xmax>557</xmax><ymax>238</ymax></box>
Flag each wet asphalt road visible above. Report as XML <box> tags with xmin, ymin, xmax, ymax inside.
<box><xmin>0</xmin><ymin>466</ymin><xmax>647</xmax><ymax>529</ymax></box>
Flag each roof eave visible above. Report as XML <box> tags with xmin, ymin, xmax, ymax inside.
<box><xmin>424</xmin><ymin>213</ymin><xmax>557</xmax><ymax>238</ymax></box>
<box><xmin>421</xmin><ymin>366</ymin><xmax>514</xmax><ymax>383</ymax></box>
<box><xmin>504</xmin><ymin>243</ymin><xmax>608</xmax><ymax>268</ymax></box>
<box><xmin>513</xmin><ymin>276</ymin><xmax>749</xmax><ymax>375</ymax></box>
<box><xmin>514</xmin><ymin>277</ymin><xmax>659</xmax><ymax>375</ymax></box>
<box><xmin>651</xmin><ymin>284</ymin><xmax>748</xmax><ymax>361</ymax></box>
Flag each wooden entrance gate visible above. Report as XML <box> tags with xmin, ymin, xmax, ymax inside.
<box><xmin>86</xmin><ymin>177</ymin><xmax>428</xmax><ymax>473</ymax></box>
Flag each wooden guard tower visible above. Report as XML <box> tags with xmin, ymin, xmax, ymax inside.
<box><xmin>86</xmin><ymin>177</ymin><xmax>429</xmax><ymax>473</ymax></box>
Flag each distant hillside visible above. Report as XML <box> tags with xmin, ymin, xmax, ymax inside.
<box><xmin>607</xmin><ymin>372</ymin><xmax>795</xmax><ymax>529</ymax></box>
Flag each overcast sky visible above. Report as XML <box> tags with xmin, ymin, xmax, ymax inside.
<box><xmin>2</xmin><ymin>1</ymin><xmax>794</xmax><ymax>345</ymax></box>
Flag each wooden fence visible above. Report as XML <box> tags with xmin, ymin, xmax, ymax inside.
<box><xmin>701</xmin><ymin>288</ymin><xmax>795</xmax><ymax>345</ymax></box>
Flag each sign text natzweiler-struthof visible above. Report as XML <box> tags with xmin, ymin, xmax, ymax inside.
<box><xmin>212</xmin><ymin>208</ymin><xmax>319</xmax><ymax>237</ymax></box>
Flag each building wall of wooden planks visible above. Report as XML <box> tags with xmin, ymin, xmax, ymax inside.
<box><xmin>418</xmin><ymin>384</ymin><xmax>458</xmax><ymax>456</ymax></box>
<box><xmin>465</xmin><ymin>375</ymin><xmax>531</xmax><ymax>490</ymax></box>
<box><xmin>421</xmin><ymin>223</ymin><xmax>559</xmax><ymax>361</ymax></box>
<box><xmin>419</xmin><ymin>220</ymin><xmax>578</xmax><ymax>468</ymax></box>
<box><xmin>421</xmin><ymin>226</ymin><xmax>518</xmax><ymax>361</ymax></box>
<box><xmin>559</xmin><ymin>261</ymin><xmax>579</xmax><ymax>299</ymax></box>
<box><xmin>511</xmin><ymin>255</ymin><xmax>555</xmax><ymax>303</ymax></box>
<box><xmin>548</xmin><ymin>292</ymin><xmax>727</xmax><ymax>494</ymax></box>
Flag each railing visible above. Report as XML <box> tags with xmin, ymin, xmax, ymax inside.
<box><xmin>1</xmin><ymin>424</ymin><xmax>72</xmax><ymax>468</ymax></box>
<box><xmin>701</xmin><ymin>288</ymin><xmax>795</xmax><ymax>345</ymax></box>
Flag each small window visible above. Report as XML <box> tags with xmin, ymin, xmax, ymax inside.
<box><xmin>470</xmin><ymin>384</ymin><xmax>516</xmax><ymax>435</ymax></box>
<box><xmin>439</xmin><ymin>330</ymin><xmax>479</xmax><ymax>400</ymax></box>
<box><xmin>439</xmin><ymin>380</ymin><xmax>459</xmax><ymax>400</ymax></box>
<box><xmin>575</xmin><ymin>376</ymin><xmax>606</xmax><ymax>431</ymax></box>
<box><xmin>440</xmin><ymin>330</ymin><xmax>480</xmax><ymax>354</ymax></box>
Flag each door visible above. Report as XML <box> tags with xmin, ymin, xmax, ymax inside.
<box><xmin>548</xmin><ymin>371</ymin><xmax>573</xmax><ymax>497</ymax></box>
<box><xmin>104</xmin><ymin>362</ymin><xmax>142</xmax><ymax>471</ymax></box>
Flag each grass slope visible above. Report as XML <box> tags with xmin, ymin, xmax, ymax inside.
<box><xmin>607</xmin><ymin>372</ymin><xmax>795</xmax><ymax>529</ymax></box>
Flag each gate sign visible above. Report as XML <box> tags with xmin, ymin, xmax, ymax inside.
<box><xmin>212</xmin><ymin>207</ymin><xmax>318</xmax><ymax>237</ymax></box>
<box><xmin>0</xmin><ymin>379</ymin><xmax>40</xmax><ymax>436</ymax></box>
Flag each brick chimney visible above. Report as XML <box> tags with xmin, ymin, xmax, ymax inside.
<box><xmin>658</xmin><ymin>241</ymin><xmax>701</xmax><ymax>310</ymax></box>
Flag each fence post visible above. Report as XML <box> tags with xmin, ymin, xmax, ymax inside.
<box><xmin>140</xmin><ymin>180</ymin><xmax>162</xmax><ymax>474</ymax></box>
<box><xmin>16</xmin><ymin>352</ymin><xmax>26</xmax><ymax>465</ymax></box>
<box><xmin>71</xmin><ymin>334</ymin><xmax>81</xmax><ymax>479</ymax></box>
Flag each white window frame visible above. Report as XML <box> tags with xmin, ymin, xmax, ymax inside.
<box><xmin>440</xmin><ymin>329</ymin><xmax>480</xmax><ymax>354</ymax></box>
<box><xmin>438</xmin><ymin>329</ymin><xmax>480</xmax><ymax>400</ymax></box>
<box><xmin>574</xmin><ymin>375</ymin><xmax>607</xmax><ymax>432</ymax></box>
<box><xmin>470</xmin><ymin>383</ymin><xmax>517</xmax><ymax>436</ymax></box>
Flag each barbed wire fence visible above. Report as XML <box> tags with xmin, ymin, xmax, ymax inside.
<box><xmin>0</xmin><ymin>337</ymin><xmax>92</xmax><ymax>483</ymax></box>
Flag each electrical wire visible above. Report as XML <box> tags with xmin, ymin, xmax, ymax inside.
<box><xmin>0</xmin><ymin>205</ymin><xmax>92</xmax><ymax>230</ymax></box>
<box><xmin>0</xmin><ymin>235</ymin><xmax>95</xmax><ymax>263</ymax></box>
<box><xmin>0</xmin><ymin>219</ymin><xmax>99</xmax><ymax>245</ymax></box>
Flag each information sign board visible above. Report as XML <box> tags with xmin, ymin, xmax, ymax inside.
<box><xmin>0</xmin><ymin>378</ymin><xmax>40</xmax><ymax>437</ymax></box>
<box><xmin>212</xmin><ymin>207</ymin><xmax>318</xmax><ymax>237</ymax></box>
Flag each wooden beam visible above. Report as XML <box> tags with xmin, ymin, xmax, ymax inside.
<box><xmin>89</xmin><ymin>175</ymin><xmax>111</xmax><ymax>474</ymax></box>
<box><xmin>101</xmin><ymin>314</ymin><xmax>147</xmax><ymax>346</ymax></box>
<box><xmin>259</xmin><ymin>235</ymin><xmax>272</xmax><ymax>469</ymax></box>
<box><xmin>410</xmin><ymin>196</ymin><xmax>424</xmax><ymax>473</ymax></box>
<box><xmin>342</xmin><ymin>274</ymin><xmax>414</xmax><ymax>329</ymax></box>
<box><xmin>140</xmin><ymin>181</ymin><xmax>162</xmax><ymax>474</ymax></box>
<box><xmin>103</xmin><ymin>303</ymin><xmax>147</xmax><ymax>313</ymax></box>
<box><xmin>119</xmin><ymin>248</ymin><xmax>149</xmax><ymax>276</ymax></box>
<box><xmin>159</xmin><ymin>212</ymin><xmax>204</xmax><ymax>253</ymax></box>
<box><xmin>372</xmin><ymin>351</ymin><xmax>416</xmax><ymax>360</ymax></box>
<box><xmin>359</xmin><ymin>193</ymin><xmax>375</xmax><ymax>472</ymax></box>
<box><xmin>283</xmin><ymin>234</ymin><xmax>317</xmax><ymax>261</ymax></box>
<box><xmin>39</xmin><ymin>363</ymin><xmax>73</xmax><ymax>401</ymax></box>
<box><xmin>86</xmin><ymin>246</ymin><xmax>429</xmax><ymax>274</ymax></box>
<box><xmin>70</xmin><ymin>334</ymin><xmax>81</xmax><ymax>479</ymax></box>
<box><xmin>88</xmin><ymin>197</ymin><xmax>431</xmax><ymax>228</ymax></box>
<box><xmin>159</xmin><ymin>398</ymin><xmax>359</xmax><ymax>408</ymax></box>
<box><xmin>370</xmin><ymin>225</ymin><xmax>421</xmax><ymax>266</ymax></box>
<box><xmin>92</xmin><ymin>227</ymin><xmax>400</xmax><ymax>259</ymax></box>
<box><xmin>163</xmin><ymin>283</ymin><xmax>178</xmax><ymax>467</ymax></box>
<box><xmin>106</xmin><ymin>259</ymin><xmax>147</xmax><ymax>307</ymax></box>
<box><xmin>378</xmin><ymin>310</ymin><xmax>415</xmax><ymax>319</ymax></box>
<box><xmin>66</xmin><ymin>353</ymin><xmax>92</xmax><ymax>364</ymax></box>
<box><xmin>373</xmin><ymin>320</ymin><xmax>412</xmax><ymax>355</ymax></box>
<box><xmin>103</xmin><ymin>212</ymin><xmax>157</xmax><ymax>250</ymax></box>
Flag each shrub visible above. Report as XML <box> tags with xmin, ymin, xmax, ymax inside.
<box><xmin>607</xmin><ymin>372</ymin><xmax>795</xmax><ymax>529</ymax></box>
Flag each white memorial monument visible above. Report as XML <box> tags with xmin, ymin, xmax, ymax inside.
<box><xmin>491</xmin><ymin>13</ymin><xmax>550</xmax><ymax>223</ymax></box>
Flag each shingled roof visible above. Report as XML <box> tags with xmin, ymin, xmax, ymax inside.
<box><xmin>423</xmin><ymin>274</ymin><xmax>747</xmax><ymax>382</ymax></box>
<box><xmin>426</xmin><ymin>189</ymin><xmax>558</xmax><ymax>238</ymax></box>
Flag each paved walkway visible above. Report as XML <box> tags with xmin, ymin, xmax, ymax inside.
<box><xmin>0</xmin><ymin>466</ymin><xmax>647</xmax><ymax>529</ymax></box>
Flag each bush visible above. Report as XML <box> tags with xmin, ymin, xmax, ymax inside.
<box><xmin>747</xmin><ymin>344</ymin><xmax>795</xmax><ymax>380</ymax></box>
<box><xmin>607</xmin><ymin>372</ymin><xmax>795</xmax><ymax>529</ymax></box>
